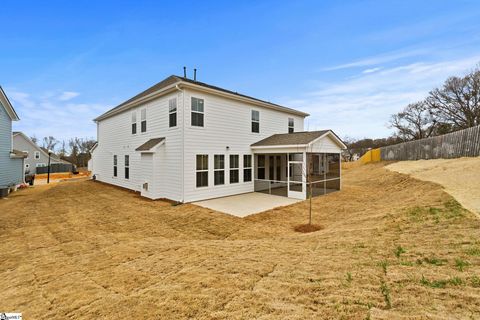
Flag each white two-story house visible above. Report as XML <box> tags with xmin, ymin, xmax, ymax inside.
<box><xmin>91</xmin><ymin>75</ymin><xmax>346</xmax><ymax>202</ymax></box>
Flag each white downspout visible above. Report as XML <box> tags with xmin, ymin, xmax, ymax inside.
<box><xmin>175</xmin><ymin>84</ymin><xmax>185</xmax><ymax>203</ymax></box>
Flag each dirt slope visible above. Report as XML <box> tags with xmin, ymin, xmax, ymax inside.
<box><xmin>1</xmin><ymin>163</ymin><xmax>479</xmax><ymax>319</ymax></box>
<box><xmin>386</xmin><ymin>157</ymin><xmax>480</xmax><ymax>216</ymax></box>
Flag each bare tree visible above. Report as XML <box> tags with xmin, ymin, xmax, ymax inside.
<box><xmin>427</xmin><ymin>67</ymin><xmax>480</xmax><ymax>130</ymax></box>
<box><xmin>389</xmin><ymin>101</ymin><xmax>437</xmax><ymax>140</ymax></box>
<box><xmin>30</xmin><ymin>135</ymin><xmax>38</xmax><ymax>144</ymax></box>
<box><xmin>58</xmin><ymin>140</ymin><xmax>67</xmax><ymax>158</ymax></box>
<box><xmin>42</xmin><ymin>136</ymin><xmax>58</xmax><ymax>152</ymax></box>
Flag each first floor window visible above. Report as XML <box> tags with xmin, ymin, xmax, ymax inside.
<box><xmin>230</xmin><ymin>155</ymin><xmax>239</xmax><ymax>183</ymax></box>
<box><xmin>191</xmin><ymin>97</ymin><xmax>204</xmax><ymax>127</ymax></box>
<box><xmin>214</xmin><ymin>155</ymin><xmax>225</xmax><ymax>185</ymax></box>
<box><xmin>113</xmin><ymin>155</ymin><xmax>118</xmax><ymax>177</ymax></box>
<box><xmin>141</xmin><ymin>108</ymin><xmax>147</xmax><ymax>132</ymax></box>
<box><xmin>257</xmin><ymin>155</ymin><xmax>265</xmax><ymax>179</ymax></box>
<box><xmin>124</xmin><ymin>155</ymin><xmax>129</xmax><ymax>179</ymax></box>
<box><xmin>288</xmin><ymin>117</ymin><xmax>294</xmax><ymax>133</ymax></box>
<box><xmin>169</xmin><ymin>98</ymin><xmax>177</xmax><ymax>127</ymax></box>
<box><xmin>251</xmin><ymin>110</ymin><xmax>259</xmax><ymax>133</ymax></box>
<box><xmin>196</xmin><ymin>154</ymin><xmax>208</xmax><ymax>187</ymax></box>
<box><xmin>243</xmin><ymin>155</ymin><xmax>252</xmax><ymax>182</ymax></box>
<box><xmin>36</xmin><ymin>163</ymin><xmax>46</xmax><ymax>167</ymax></box>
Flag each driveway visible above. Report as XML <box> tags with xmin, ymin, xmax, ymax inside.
<box><xmin>193</xmin><ymin>192</ymin><xmax>301</xmax><ymax>217</ymax></box>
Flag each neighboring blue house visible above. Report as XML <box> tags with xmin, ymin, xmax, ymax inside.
<box><xmin>0</xmin><ymin>86</ymin><xmax>25</xmax><ymax>189</ymax></box>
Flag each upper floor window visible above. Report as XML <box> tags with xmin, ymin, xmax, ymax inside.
<box><xmin>141</xmin><ymin>109</ymin><xmax>147</xmax><ymax>133</ymax></box>
<box><xmin>113</xmin><ymin>155</ymin><xmax>118</xmax><ymax>177</ymax></box>
<box><xmin>124</xmin><ymin>155</ymin><xmax>130</xmax><ymax>179</ymax></box>
<box><xmin>131</xmin><ymin>112</ymin><xmax>137</xmax><ymax>134</ymax></box>
<box><xmin>196</xmin><ymin>154</ymin><xmax>208</xmax><ymax>187</ymax></box>
<box><xmin>214</xmin><ymin>155</ymin><xmax>225</xmax><ymax>186</ymax></box>
<box><xmin>288</xmin><ymin>118</ymin><xmax>294</xmax><ymax>133</ymax></box>
<box><xmin>251</xmin><ymin>110</ymin><xmax>259</xmax><ymax>133</ymax></box>
<box><xmin>191</xmin><ymin>97</ymin><xmax>204</xmax><ymax>127</ymax></box>
<box><xmin>230</xmin><ymin>155</ymin><xmax>239</xmax><ymax>184</ymax></box>
<box><xmin>169</xmin><ymin>98</ymin><xmax>177</xmax><ymax>128</ymax></box>
<box><xmin>34</xmin><ymin>151</ymin><xmax>40</xmax><ymax>159</ymax></box>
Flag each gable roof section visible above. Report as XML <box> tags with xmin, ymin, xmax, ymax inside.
<box><xmin>94</xmin><ymin>75</ymin><xmax>309</xmax><ymax>121</ymax></box>
<box><xmin>0</xmin><ymin>86</ymin><xmax>19</xmax><ymax>121</ymax></box>
<box><xmin>135</xmin><ymin>137</ymin><xmax>165</xmax><ymax>152</ymax></box>
<box><xmin>251</xmin><ymin>130</ymin><xmax>347</xmax><ymax>149</ymax></box>
<box><xmin>13</xmin><ymin>132</ymin><xmax>71</xmax><ymax>164</ymax></box>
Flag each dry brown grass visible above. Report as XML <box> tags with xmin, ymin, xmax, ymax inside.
<box><xmin>1</xmin><ymin>163</ymin><xmax>479</xmax><ymax>319</ymax></box>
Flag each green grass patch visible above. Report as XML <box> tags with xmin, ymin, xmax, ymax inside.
<box><xmin>380</xmin><ymin>281</ymin><xmax>391</xmax><ymax>309</ymax></box>
<box><xmin>465</xmin><ymin>247</ymin><xmax>480</xmax><ymax>256</ymax></box>
<box><xmin>394</xmin><ymin>246</ymin><xmax>406</xmax><ymax>258</ymax></box>
<box><xmin>378</xmin><ymin>260</ymin><xmax>388</xmax><ymax>275</ymax></box>
<box><xmin>455</xmin><ymin>258</ymin><xmax>470</xmax><ymax>271</ymax></box>
<box><xmin>405</xmin><ymin>200</ymin><xmax>466</xmax><ymax>222</ymax></box>
<box><xmin>423</xmin><ymin>257</ymin><xmax>447</xmax><ymax>266</ymax></box>
<box><xmin>471</xmin><ymin>276</ymin><xmax>480</xmax><ymax>288</ymax></box>
<box><xmin>420</xmin><ymin>275</ymin><xmax>464</xmax><ymax>288</ymax></box>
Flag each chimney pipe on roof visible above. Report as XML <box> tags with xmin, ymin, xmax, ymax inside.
<box><xmin>194</xmin><ymin>68</ymin><xmax>197</xmax><ymax>81</ymax></box>
<box><xmin>183</xmin><ymin>66</ymin><xmax>187</xmax><ymax>78</ymax></box>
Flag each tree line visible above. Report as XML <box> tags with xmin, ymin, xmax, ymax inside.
<box><xmin>30</xmin><ymin>136</ymin><xmax>96</xmax><ymax>168</ymax></box>
<box><xmin>344</xmin><ymin>64</ymin><xmax>480</xmax><ymax>159</ymax></box>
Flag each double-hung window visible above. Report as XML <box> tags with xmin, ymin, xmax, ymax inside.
<box><xmin>243</xmin><ymin>155</ymin><xmax>252</xmax><ymax>182</ymax></box>
<box><xmin>124</xmin><ymin>155</ymin><xmax>130</xmax><ymax>179</ymax></box>
<box><xmin>229</xmin><ymin>155</ymin><xmax>239</xmax><ymax>183</ymax></box>
<box><xmin>196</xmin><ymin>155</ymin><xmax>208</xmax><ymax>187</ymax></box>
<box><xmin>251</xmin><ymin>110</ymin><xmax>259</xmax><ymax>133</ymax></box>
<box><xmin>257</xmin><ymin>155</ymin><xmax>265</xmax><ymax>179</ymax></box>
<box><xmin>34</xmin><ymin>151</ymin><xmax>40</xmax><ymax>159</ymax></box>
<box><xmin>131</xmin><ymin>112</ymin><xmax>137</xmax><ymax>134</ymax></box>
<box><xmin>113</xmin><ymin>155</ymin><xmax>118</xmax><ymax>177</ymax></box>
<box><xmin>214</xmin><ymin>155</ymin><xmax>225</xmax><ymax>185</ymax></box>
<box><xmin>141</xmin><ymin>109</ymin><xmax>147</xmax><ymax>133</ymax></box>
<box><xmin>169</xmin><ymin>98</ymin><xmax>177</xmax><ymax>128</ymax></box>
<box><xmin>288</xmin><ymin>118</ymin><xmax>294</xmax><ymax>133</ymax></box>
<box><xmin>191</xmin><ymin>97</ymin><xmax>204</xmax><ymax>127</ymax></box>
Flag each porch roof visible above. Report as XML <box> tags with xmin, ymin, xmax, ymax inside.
<box><xmin>135</xmin><ymin>137</ymin><xmax>165</xmax><ymax>152</ymax></box>
<box><xmin>251</xmin><ymin>131</ymin><xmax>329</xmax><ymax>147</ymax></box>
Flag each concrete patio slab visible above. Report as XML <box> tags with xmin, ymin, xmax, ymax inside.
<box><xmin>193</xmin><ymin>192</ymin><xmax>301</xmax><ymax>217</ymax></box>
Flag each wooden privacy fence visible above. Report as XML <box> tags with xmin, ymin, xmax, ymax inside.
<box><xmin>380</xmin><ymin>125</ymin><xmax>480</xmax><ymax>161</ymax></box>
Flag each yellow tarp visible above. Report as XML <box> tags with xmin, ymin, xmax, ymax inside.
<box><xmin>360</xmin><ymin>148</ymin><xmax>381</xmax><ymax>164</ymax></box>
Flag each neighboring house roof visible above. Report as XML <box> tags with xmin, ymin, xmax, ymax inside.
<box><xmin>89</xmin><ymin>142</ymin><xmax>98</xmax><ymax>153</ymax></box>
<box><xmin>10</xmin><ymin>149</ymin><xmax>28</xmax><ymax>158</ymax></box>
<box><xmin>12</xmin><ymin>132</ymin><xmax>72</xmax><ymax>164</ymax></box>
<box><xmin>251</xmin><ymin>130</ymin><xmax>347</xmax><ymax>149</ymax></box>
<box><xmin>94</xmin><ymin>75</ymin><xmax>309</xmax><ymax>121</ymax></box>
<box><xmin>135</xmin><ymin>137</ymin><xmax>165</xmax><ymax>152</ymax></box>
<box><xmin>0</xmin><ymin>86</ymin><xmax>20</xmax><ymax>121</ymax></box>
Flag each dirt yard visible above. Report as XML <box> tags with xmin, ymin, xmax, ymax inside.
<box><xmin>386</xmin><ymin>157</ymin><xmax>480</xmax><ymax>216</ymax></box>
<box><xmin>1</xmin><ymin>163</ymin><xmax>479</xmax><ymax>319</ymax></box>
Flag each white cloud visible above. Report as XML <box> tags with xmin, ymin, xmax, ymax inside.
<box><xmin>58</xmin><ymin>91</ymin><xmax>80</xmax><ymax>101</ymax></box>
<box><xmin>8</xmin><ymin>90</ymin><xmax>105</xmax><ymax>141</ymax></box>
<box><xmin>362</xmin><ymin>67</ymin><xmax>383</xmax><ymax>74</ymax></box>
<box><xmin>284</xmin><ymin>55</ymin><xmax>480</xmax><ymax>139</ymax></box>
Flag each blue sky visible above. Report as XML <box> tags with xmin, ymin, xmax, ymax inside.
<box><xmin>2</xmin><ymin>0</ymin><xmax>480</xmax><ymax>141</ymax></box>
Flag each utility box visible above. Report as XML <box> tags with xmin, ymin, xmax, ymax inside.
<box><xmin>0</xmin><ymin>187</ymin><xmax>9</xmax><ymax>198</ymax></box>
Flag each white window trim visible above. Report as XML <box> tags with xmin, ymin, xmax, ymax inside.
<box><xmin>113</xmin><ymin>155</ymin><xmax>118</xmax><ymax>178</ymax></box>
<box><xmin>34</xmin><ymin>151</ymin><xmax>40</xmax><ymax>159</ymax></box>
<box><xmin>229</xmin><ymin>154</ymin><xmax>240</xmax><ymax>184</ymax></box>
<box><xmin>191</xmin><ymin>97</ymin><xmax>205</xmax><ymax>128</ymax></box>
<box><xmin>214</xmin><ymin>154</ymin><xmax>225</xmax><ymax>186</ymax></box>
<box><xmin>169</xmin><ymin>98</ymin><xmax>178</xmax><ymax>128</ymax></box>
<box><xmin>131</xmin><ymin>112</ymin><xmax>137</xmax><ymax>135</ymax></box>
<box><xmin>124</xmin><ymin>155</ymin><xmax>130</xmax><ymax>179</ymax></box>
<box><xmin>288</xmin><ymin>117</ymin><xmax>294</xmax><ymax>133</ymax></box>
<box><xmin>196</xmin><ymin>154</ymin><xmax>209</xmax><ymax>188</ymax></box>
<box><xmin>251</xmin><ymin>110</ymin><xmax>260</xmax><ymax>133</ymax></box>
<box><xmin>140</xmin><ymin>108</ymin><xmax>147</xmax><ymax>133</ymax></box>
<box><xmin>243</xmin><ymin>154</ymin><xmax>253</xmax><ymax>183</ymax></box>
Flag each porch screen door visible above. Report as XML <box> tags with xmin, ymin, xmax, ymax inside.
<box><xmin>287</xmin><ymin>153</ymin><xmax>305</xmax><ymax>199</ymax></box>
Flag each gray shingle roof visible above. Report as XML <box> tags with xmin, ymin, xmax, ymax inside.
<box><xmin>251</xmin><ymin>130</ymin><xmax>331</xmax><ymax>147</ymax></box>
<box><xmin>135</xmin><ymin>138</ymin><xmax>165</xmax><ymax>151</ymax></box>
<box><xmin>94</xmin><ymin>75</ymin><xmax>308</xmax><ymax>121</ymax></box>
